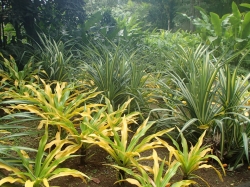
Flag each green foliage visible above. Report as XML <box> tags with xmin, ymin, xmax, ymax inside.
<box><xmin>35</xmin><ymin>34</ymin><xmax>75</xmax><ymax>82</ymax></box>
<box><xmin>160</xmin><ymin>130</ymin><xmax>225</xmax><ymax>186</ymax></box>
<box><xmin>79</xmin><ymin>9</ymin><xmax>145</xmax><ymax>46</ymax></box>
<box><xmin>79</xmin><ymin>10</ymin><xmax>118</xmax><ymax>43</ymax></box>
<box><xmin>112</xmin><ymin>149</ymin><xmax>195</xmax><ymax>187</ymax></box>
<box><xmin>216</xmin><ymin>64</ymin><xmax>250</xmax><ymax>170</ymax></box>
<box><xmin>0</xmin><ymin>54</ymin><xmax>38</xmax><ymax>94</ymax></box>
<box><xmin>145</xmin><ymin>30</ymin><xmax>200</xmax><ymax>51</ymax></box>
<box><xmin>4</xmin><ymin>79</ymin><xmax>100</xmax><ymax>141</ymax></box>
<box><xmin>143</xmin><ymin>30</ymin><xmax>201</xmax><ymax>72</ymax></box>
<box><xmin>83</xmin><ymin>106</ymin><xmax>174</xmax><ymax>180</ymax></box>
<box><xmin>2</xmin><ymin>0</ymin><xmax>86</xmax><ymax>42</ymax></box>
<box><xmin>81</xmin><ymin>41</ymin><xmax>150</xmax><ymax>113</ymax></box>
<box><xmin>188</xmin><ymin>2</ymin><xmax>250</xmax><ymax>68</ymax></box>
<box><xmin>115</xmin><ymin>14</ymin><xmax>145</xmax><ymax>44</ymax></box>
<box><xmin>0</xmin><ymin>113</ymin><xmax>40</xmax><ymax>167</ymax></box>
<box><xmin>161</xmin><ymin>45</ymin><xmax>225</xmax><ymax>135</ymax></box>
<box><xmin>0</xmin><ymin>125</ymin><xmax>88</xmax><ymax>187</ymax></box>
<box><xmin>158</xmin><ymin>44</ymin><xmax>250</xmax><ymax>169</ymax></box>
<box><xmin>81</xmin><ymin>42</ymin><xmax>130</xmax><ymax>107</ymax></box>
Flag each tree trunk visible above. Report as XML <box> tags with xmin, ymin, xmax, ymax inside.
<box><xmin>23</xmin><ymin>15</ymin><xmax>38</xmax><ymax>43</ymax></box>
<box><xmin>14</xmin><ymin>22</ymin><xmax>22</xmax><ymax>43</ymax></box>
<box><xmin>168</xmin><ymin>17</ymin><xmax>170</xmax><ymax>30</ymax></box>
<box><xmin>189</xmin><ymin>0</ymin><xmax>195</xmax><ymax>31</ymax></box>
<box><xmin>11</xmin><ymin>0</ymin><xmax>39</xmax><ymax>44</ymax></box>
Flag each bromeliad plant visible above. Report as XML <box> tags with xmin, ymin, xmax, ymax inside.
<box><xmin>159</xmin><ymin>130</ymin><xmax>226</xmax><ymax>186</ymax></box>
<box><xmin>0</xmin><ymin>112</ymin><xmax>40</xmax><ymax>168</ymax></box>
<box><xmin>0</xmin><ymin>125</ymin><xmax>88</xmax><ymax>187</ymax></box>
<box><xmin>4</xmin><ymin>78</ymin><xmax>101</xmax><ymax>136</ymax></box>
<box><xmin>77</xmin><ymin>98</ymin><xmax>139</xmax><ymax>164</ymax></box>
<box><xmin>111</xmin><ymin>149</ymin><xmax>196</xmax><ymax>187</ymax></box>
<box><xmin>83</xmin><ymin>110</ymin><xmax>174</xmax><ymax>180</ymax></box>
<box><xmin>160</xmin><ymin>45</ymin><xmax>242</xmax><ymax>138</ymax></box>
<box><xmin>81</xmin><ymin>41</ymin><xmax>131</xmax><ymax>108</ymax></box>
<box><xmin>0</xmin><ymin>54</ymin><xmax>38</xmax><ymax>94</ymax></box>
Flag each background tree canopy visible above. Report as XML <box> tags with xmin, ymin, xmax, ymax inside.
<box><xmin>0</xmin><ymin>0</ymin><xmax>86</xmax><ymax>44</ymax></box>
<box><xmin>0</xmin><ymin>0</ymin><xmax>248</xmax><ymax>46</ymax></box>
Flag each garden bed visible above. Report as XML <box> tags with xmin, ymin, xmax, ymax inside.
<box><xmin>49</xmin><ymin>145</ymin><xmax>250</xmax><ymax>187</ymax></box>
<box><xmin>1</xmin><ymin>120</ymin><xmax>250</xmax><ymax>187</ymax></box>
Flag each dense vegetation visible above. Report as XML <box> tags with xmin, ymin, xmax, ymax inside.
<box><xmin>0</xmin><ymin>0</ymin><xmax>249</xmax><ymax>186</ymax></box>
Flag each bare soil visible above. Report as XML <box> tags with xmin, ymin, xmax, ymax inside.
<box><xmin>50</xmin><ymin>145</ymin><xmax>250</xmax><ymax>187</ymax></box>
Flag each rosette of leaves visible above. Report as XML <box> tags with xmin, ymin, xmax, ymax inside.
<box><xmin>111</xmin><ymin>149</ymin><xmax>196</xmax><ymax>187</ymax></box>
<box><xmin>159</xmin><ymin>130</ymin><xmax>226</xmax><ymax>186</ymax></box>
<box><xmin>0</xmin><ymin>125</ymin><xmax>89</xmax><ymax>187</ymax></box>
<box><xmin>83</xmin><ymin>112</ymin><xmax>174</xmax><ymax>181</ymax></box>
<box><xmin>3</xmin><ymin>78</ymin><xmax>101</xmax><ymax>139</ymax></box>
<box><xmin>0</xmin><ymin>54</ymin><xmax>38</xmax><ymax>95</ymax></box>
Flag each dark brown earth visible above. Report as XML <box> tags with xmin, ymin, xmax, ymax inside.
<box><xmin>50</xmin><ymin>145</ymin><xmax>250</xmax><ymax>187</ymax></box>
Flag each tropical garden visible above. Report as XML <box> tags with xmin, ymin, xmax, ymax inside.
<box><xmin>0</xmin><ymin>0</ymin><xmax>250</xmax><ymax>186</ymax></box>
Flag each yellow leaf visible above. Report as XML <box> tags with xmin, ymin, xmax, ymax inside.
<box><xmin>38</xmin><ymin>120</ymin><xmax>47</xmax><ymax>129</ymax></box>
<box><xmin>48</xmin><ymin>169</ymin><xmax>89</xmax><ymax>183</ymax></box>
<box><xmin>25</xmin><ymin>180</ymin><xmax>35</xmax><ymax>187</ymax></box>
<box><xmin>44</xmin><ymin>132</ymin><xmax>62</xmax><ymax>150</ymax></box>
<box><xmin>13</xmin><ymin>105</ymin><xmax>46</xmax><ymax>119</ymax></box>
<box><xmin>55</xmin><ymin>82</ymin><xmax>67</xmax><ymax>102</ymax></box>
<box><xmin>0</xmin><ymin>177</ymin><xmax>24</xmax><ymax>185</ymax></box>
<box><xmin>152</xmin><ymin>150</ymin><xmax>159</xmax><ymax>181</ymax></box>
<box><xmin>0</xmin><ymin>130</ymin><xmax>11</xmax><ymax>134</ymax></box>
<box><xmin>198</xmin><ymin>125</ymin><xmax>209</xmax><ymax>130</ymax></box>
<box><xmin>124</xmin><ymin>178</ymin><xmax>142</xmax><ymax>187</ymax></box>
<box><xmin>14</xmin><ymin>80</ymin><xmax>18</xmax><ymax>87</ymax></box>
<box><xmin>199</xmin><ymin>164</ymin><xmax>223</xmax><ymax>182</ymax></box>
<box><xmin>55</xmin><ymin>144</ymin><xmax>81</xmax><ymax>160</ymax></box>
<box><xmin>21</xmin><ymin>150</ymin><xmax>30</xmax><ymax>159</ymax></box>
<box><xmin>44</xmin><ymin>83</ymin><xmax>53</xmax><ymax>104</ymax></box>
<box><xmin>42</xmin><ymin>178</ymin><xmax>50</xmax><ymax>187</ymax></box>
<box><xmin>121</xmin><ymin>116</ymin><xmax>128</xmax><ymax>151</ymax></box>
<box><xmin>0</xmin><ymin>77</ymin><xmax>8</xmax><ymax>84</ymax></box>
<box><xmin>0</xmin><ymin>163</ymin><xmax>26</xmax><ymax>180</ymax></box>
